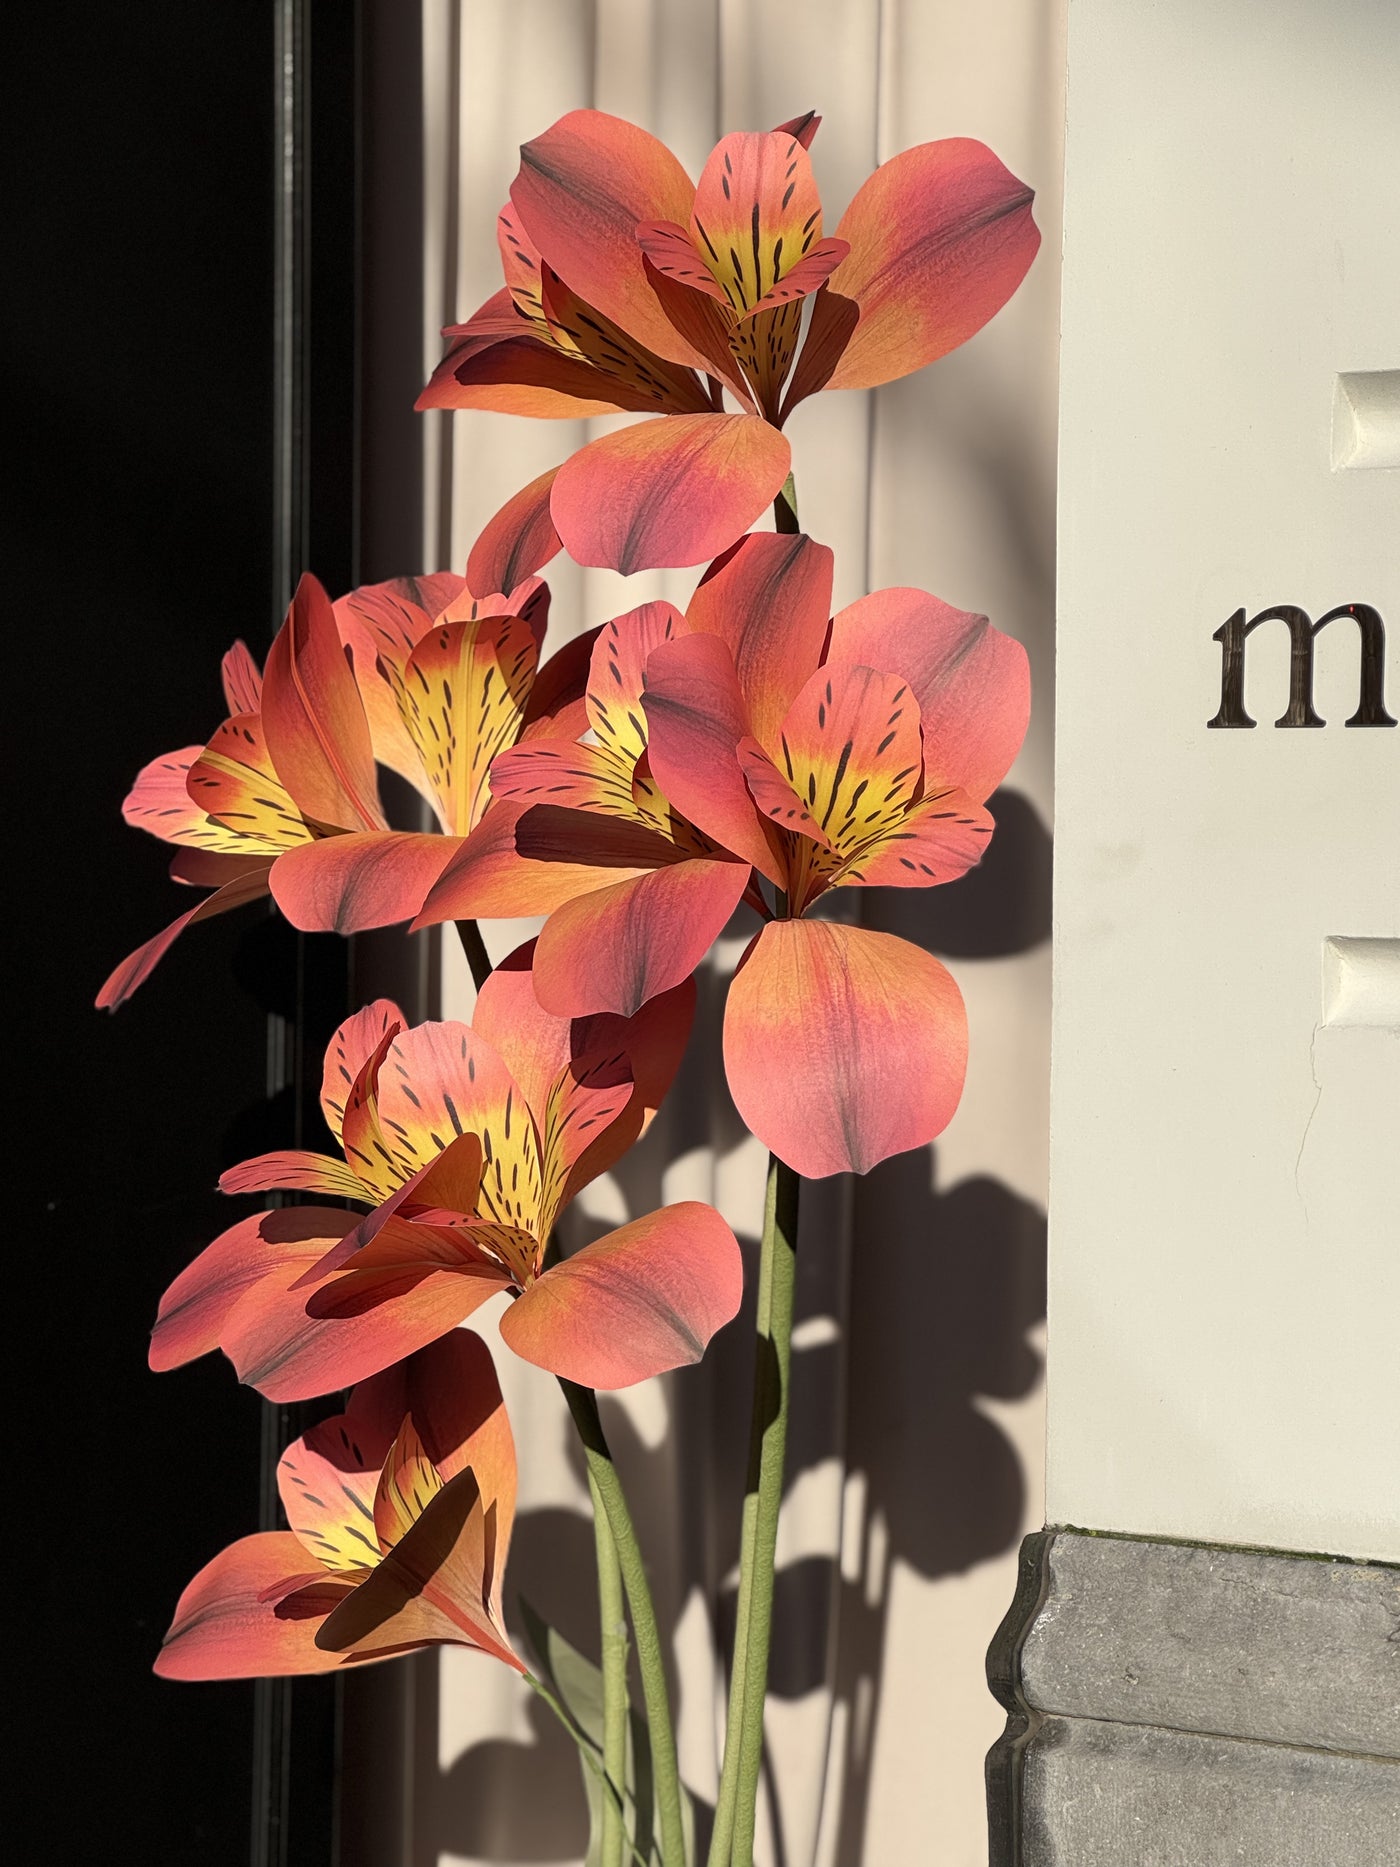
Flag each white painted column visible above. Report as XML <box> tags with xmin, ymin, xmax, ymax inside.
<box><xmin>1051</xmin><ymin>0</ymin><xmax>1400</xmax><ymax>1564</ymax></box>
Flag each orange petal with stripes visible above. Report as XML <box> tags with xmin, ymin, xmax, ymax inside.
<box><xmin>826</xmin><ymin>589</ymin><xmax>1030</xmax><ymax>801</ymax></box>
<box><xmin>760</xmin><ymin>661</ymin><xmax>923</xmax><ymax>862</ymax></box>
<box><xmin>383</xmin><ymin>612</ymin><xmax>538</xmax><ymax>836</ymax></box>
<box><xmin>315</xmin><ymin>1466</ymin><xmax>520</xmax><ymax>1669</ymax></box>
<box><xmin>320</xmin><ymin>999</ymin><xmax>404</xmax><ymax>1143</ymax></box>
<box><xmin>185</xmin><ymin>714</ymin><xmax>315</xmax><ymax>854</ymax></box>
<box><xmin>837</xmin><ymin>786</ymin><xmax>993</xmax><ymax>889</ymax></box>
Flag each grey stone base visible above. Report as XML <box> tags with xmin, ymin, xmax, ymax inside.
<box><xmin>987</xmin><ymin>1529</ymin><xmax>1400</xmax><ymax>1866</ymax></box>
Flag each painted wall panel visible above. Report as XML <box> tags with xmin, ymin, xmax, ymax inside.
<box><xmin>1050</xmin><ymin>0</ymin><xmax>1400</xmax><ymax>1562</ymax></box>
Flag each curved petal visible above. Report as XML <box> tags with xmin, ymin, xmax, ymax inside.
<box><xmin>520</xmin><ymin>625</ymin><xmax>599</xmax><ymax>743</ymax></box>
<box><xmin>723</xmin><ymin>919</ymin><xmax>968</xmax><ymax>1177</ymax></box>
<box><xmin>538</xmin><ymin>264</ymin><xmax>713</xmax><ymax>414</ymax></box>
<box><xmin>414</xmin><ymin>803</ymin><xmax>657</xmax><ymax>925</ymax></box>
<box><xmin>641</xmin><ymin>634</ymin><xmax>782</xmax><ymax>881</ymax></box>
<box><xmin>320</xmin><ymin>998</ymin><xmax>405</xmax><ymax>1143</ymax></box>
<box><xmin>186</xmin><ymin>714</ymin><xmax>315</xmax><ymax>854</ymax></box>
<box><xmin>335</xmin><ymin>578</ymin><xmax>459</xmax><ymax>809</ymax></box>
<box><xmin>474</xmin><ymin>942</ymin><xmax>694</xmax><ymax>1198</ymax></box>
<box><xmin>685</xmin><ymin>530</ymin><xmax>834</xmax><ymax>749</ymax></box>
<box><xmin>316</xmin><ymin>1467</ymin><xmax>520</xmax><ymax>1669</ymax></box>
<box><xmin>780</xmin><ymin>286</ymin><xmax>860</xmax><ymax>419</ymax></box>
<box><xmin>122</xmin><ymin>745</ymin><xmax>222</xmax><ymax>849</ymax></box>
<box><xmin>511</xmin><ymin>109</ymin><xmax>703</xmax><ymax>369</ymax></box>
<box><xmin>551</xmin><ymin>414</ymin><xmax>790</xmax><ymax>575</ymax></box>
<box><xmin>335</xmin><ymin>1329</ymin><xmax>515</xmax><ymax>1563</ymax></box>
<box><xmin>839</xmin><ymin>785</ymin><xmax>993</xmax><ymax>889</ymax></box>
<box><xmin>422</xmin><ymin>331</ymin><xmax>655</xmax><ymax>418</ymax></box>
<box><xmin>688</xmin><ymin>131</ymin><xmax>828</xmax><ymax>314</ymax></box>
<box><xmin>765</xmin><ymin>661</ymin><xmax>922</xmax><ymax>859</ymax></box>
<box><xmin>224</xmin><ymin>1220</ymin><xmax>508</xmax><ymax>1403</ymax></box>
<box><xmin>827</xmin><ymin>591</ymin><xmax>1030</xmax><ymax>800</ymax></box>
<box><xmin>154</xmin><ymin>1534</ymin><xmax>357</xmax><ymax>1680</ymax></box>
<box><xmin>819</xmin><ymin>139</ymin><xmax>1039</xmax><ymax>392</ymax></box>
<box><xmin>587</xmin><ymin>600</ymin><xmax>687</xmax><ymax>762</ymax></box>
<box><xmin>278</xmin><ymin>1427</ymin><xmax>384</xmax><ymax>1575</ymax></box>
<box><xmin>467</xmin><ymin>467</ymin><xmax>562</xmax><ymax>598</ymax></box>
<box><xmin>269</xmin><ymin>832</ymin><xmax>457</xmax><ymax>934</ymax></box>
<box><xmin>638</xmin><ymin>254</ymin><xmax>757</xmax><ymax>409</ymax></box>
<box><xmin>219</xmin><ymin>1150</ymin><xmax>369</xmax><ymax>1202</ymax></box>
<box><xmin>221</xmin><ymin>641</ymin><xmax>264</xmax><ymax>715</ymax></box>
<box><xmin>532</xmin><ymin>858</ymin><xmax>750</xmax><ymax>1018</ymax></box>
<box><xmin>489</xmin><ymin>740</ymin><xmax>649</xmax><ymax>821</ymax></box>
<box><xmin>262</xmin><ymin>574</ymin><xmax>385</xmax><ymax>832</ymax></box>
<box><xmin>388</xmin><ymin>612</ymin><xmax>539</xmax><ymax>835</ymax></box>
<box><xmin>501</xmin><ymin>1202</ymin><xmax>742</xmax><ymax>1388</ymax></box>
<box><xmin>372</xmin><ymin>1020</ymin><xmax>540</xmax><ymax>1232</ymax></box>
<box><xmin>149</xmin><ymin>1206</ymin><xmax>357</xmax><ymax>1374</ymax></box>
<box><xmin>96</xmin><ymin>863</ymin><xmax>273</xmax><ymax>1011</ymax></box>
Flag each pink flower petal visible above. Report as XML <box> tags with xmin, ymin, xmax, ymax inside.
<box><xmin>269</xmin><ymin>832</ymin><xmax>458</xmax><ymax>934</ymax></box>
<box><xmin>723</xmin><ymin>919</ymin><xmax>968</xmax><ymax>1177</ymax></box>
<box><xmin>551</xmin><ymin>414</ymin><xmax>790</xmax><ymax>574</ymax></box>
<box><xmin>499</xmin><ymin>1202</ymin><xmax>742</xmax><ymax>1387</ymax></box>
<box><xmin>827</xmin><ymin>590</ymin><xmax>1030</xmax><ymax>801</ymax></box>
<box><xmin>812</xmin><ymin>139</ymin><xmax>1040</xmax><ymax>393</ymax></box>
<box><xmin>532</xmin><ymin>858</ymin><xmax>751</xmax><ymax>1018</ymax></box>
<box><xmin>154</xmin><ymin>1534</ymin><xmax>357</xmax><ymax>1680</ymax></box>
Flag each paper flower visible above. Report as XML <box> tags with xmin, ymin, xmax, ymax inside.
<box><xmin>420</xmin><ymin>110</ymin><xmax>1039</xmax><ymax>571</ymax></box>
<box><xmin>155</xmin><ymin>1332</ymin><xmax>521</xmax><ymax>1679</ymax></box>
<box><xmin>150</xmin><ymin>945</ymin><xmax>741</xmax><ymax>1397</ymax></box>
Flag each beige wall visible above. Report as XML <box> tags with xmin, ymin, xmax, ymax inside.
<box><xmin>1051</xmin><ymin>0</ymin><xmax>1400</xmax><ymax>1566</ymax></box>
<box><xmin>409</xmin><ymin>4</ymin><xmax>1065</xmax><ymax>1862</ymax></box>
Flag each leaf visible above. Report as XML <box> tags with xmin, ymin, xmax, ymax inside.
<box><xmin>521</xmin><ymin>1596</ymin><xmax>656</xmax><ymax>1866</ymax></box>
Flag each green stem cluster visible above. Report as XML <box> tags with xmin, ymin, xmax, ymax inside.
<box><xmin>562</xmin><ymin>1379</ymin><xmax>688</xmax><ymax>1867</ymax></box>
<box><xmin>707</xmin><ymin>1157</ymin><xmax>800</xmax><ymax>1867</ymax></box>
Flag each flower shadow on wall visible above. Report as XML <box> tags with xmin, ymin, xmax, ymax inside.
<box><xmin>395</xmin><ymin>792</ymin><xmax>1050</xmax><ymax>1867</ymax></box>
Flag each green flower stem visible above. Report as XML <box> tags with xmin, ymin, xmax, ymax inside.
<box><xmin>706</xmin><ymin>1155</ymin><xmax>800</xmax><ymax>1867</ymax></box>
<box><xmin>455</xmin><ymin>918</ymin><xmax>493</xmax><ymax>992</ymax></box>
<box><xmin>525</xmin><ymin>1671</ymin><xmax>649</xmax><ymax>1867</ymax></box>
<box><xmin>590</xmin><ymin>1467</ymin><xmax>631</xmax><ymax>1867</ymax></box>
<box><xmin>773</xmin><ymin>475</ymin><xmax>800</xmax><ymax>535</ymax></box>
<box><xmin>562</xmin><ymin>1379</ymin><xmax>687</xmax><ymax>1867</ymax></box>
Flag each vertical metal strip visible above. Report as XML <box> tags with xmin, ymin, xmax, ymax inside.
<box><xmin>253</xmin><ymin>5</ymin><xmax>308</xmax><ymax>1863</ymax></box>
<box><xmin>432</xmin><ymin>0</ymin><xmax>462</xmax><ymax>574</ymax></box>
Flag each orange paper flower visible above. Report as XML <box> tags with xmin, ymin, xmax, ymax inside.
<box><xmin>99</xmin><ymin>487</ymin><xmax>584</xmax><ymax>1004</ymax></box>
<box><xmin>150</xmin><ymin>944</ymin><xmax>741</xmax><ymax>1398</ymax></box>
<box><xmin>420</xmin><ymin>110</ymin><xmax>1039</xmax><ymax>572</ymax></box>
<box><xmin>421</xmin><ymin>533</ymin><xmax>1029</xmax><ymax>1177</ymax></box>
<box><xmin>156</xmin><ymin>1332</ymin><xmax>522</xmax><ymax>1680</ymax></box>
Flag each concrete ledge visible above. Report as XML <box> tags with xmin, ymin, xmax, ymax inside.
<box><xmin>988</xmin><ymin>1530</ymin><xmax>1400</xmax><ymax>1866</ymax></box>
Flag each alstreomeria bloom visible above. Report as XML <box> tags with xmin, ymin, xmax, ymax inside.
<box><xmin>421</xmin><ymin>532</ymin><xmax>1029</xmax><ymax>1178</ymax></box>
<box><xmin>149</xmin><ymin>944</ymin><xmax>741</xmax><ymax>1399</ymax></box>
<box><xmin>156</xmin><ymin>1332</ymin><xmax>521</xmax><ymax>1679</ymax></box>
<box><xmin>420</xmin><ymin>109</ymin><xmax>1039</xmax><ymax>573</ymax></box>
<box><xmin>98</xmin><ymin>487</ymin><xmax>579</xmax><ymax>1007</ymax></box>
